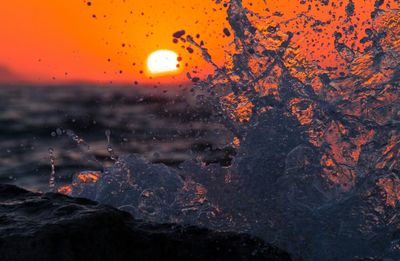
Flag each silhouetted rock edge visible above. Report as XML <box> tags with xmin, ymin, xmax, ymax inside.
<box><xmin>0</xmin><ymin>184</ymin><xmax>291</xmax><ymax>261</ymax></box>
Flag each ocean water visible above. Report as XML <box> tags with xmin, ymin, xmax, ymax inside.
<box><xmin>0</xmin><ymin>84</ymin><xmax>231</xmax><ymax>192</ymax></box>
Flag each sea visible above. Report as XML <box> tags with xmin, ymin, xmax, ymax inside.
<box><xmin>0</xmin><ymin>84</ymin><xmax>231</xmax><ymax>192</ymax></box>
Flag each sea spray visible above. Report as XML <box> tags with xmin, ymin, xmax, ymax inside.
<box><xmin>48</xmin><ymin>148</ymin><xmax>56</xmax><ymax>192</ymax></box>
<box><xmin>66</xmin><ymin>129</ymin><xmax>102</xmax><ymax>167</ymax></box>
<box><xmin>105</xmin><ymin>129</ymin><xmax>118</xmax><ymax>161</ymax></box>
<box><xmin>61</xmin><ymin>1</ymin><xmax>400</xmax><ymax>260</ymax></box>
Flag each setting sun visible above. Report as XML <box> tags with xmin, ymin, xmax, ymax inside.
<box><xmin>0</xmin><ymin>0</ymin><xmax>229</xmax><ymax>84</ymax></box>
<box><xmin>146</xmin><ymin>50</ymin><xmax>180</xmax><ymax>76</ymax></box>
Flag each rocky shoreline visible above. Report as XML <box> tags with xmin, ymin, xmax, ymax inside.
<box><xmin>0</xmin><ymin>184</ymin><xmax>291</xmax><ymax>261</ymax></box>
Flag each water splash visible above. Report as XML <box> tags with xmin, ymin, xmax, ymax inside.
<box><xmin>48</xmin><ymin>148</ymin><xmax>56</xmax><ymax>192</ymax></box>
<box><xmin>105</xmin><ymin>129</ymin><xmax>118</xmax><ymax>161</ymax></box>
<box><xmin>64</xmin><ymin>128</ymin><xmax>103</xmax><ymax>167</ymax></box>
<box><xmin>62</xmin><ymin>1</ymin><xmax>400</xmax><ymax>260</ymax></box>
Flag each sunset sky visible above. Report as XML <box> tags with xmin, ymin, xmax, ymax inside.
<box><xmin>0</xmin><ymin>0</ymin><xmax>231</xmax><ymax>85</ymax></box>
<box><xmin>0</xmin><ymin>0</ymin><xmax>397</xmax><ymax>85</ymax></box>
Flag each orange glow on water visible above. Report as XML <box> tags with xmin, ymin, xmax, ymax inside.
<box><xmin>377</xmin><ymin>178</ymin><xmax>400</xmax><ymax>208</ymax></box>
<box><xmin>77</xmin><ymin>172</ymin><xmax>100</xmax><ymax>183</ymax></box>
<box><xmin>58</xmin><ymin>185</ymin><xmax>73</xmax><ymax>195</ymax></box>
<box><xmin>221</xmin><ymin>93</ymin><xmax>254</xmax><ymax>123</ymax></box>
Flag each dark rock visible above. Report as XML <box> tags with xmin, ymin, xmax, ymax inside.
<box><xmin>0</xmin><ymin>184</ymin><xmax>291</xmax><ymax>261</ymax></box>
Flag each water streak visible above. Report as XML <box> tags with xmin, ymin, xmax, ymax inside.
<box><xmin>48</xmin><ymin>148</ymin><xmax>56</xmax><ymax>192</ymax></box>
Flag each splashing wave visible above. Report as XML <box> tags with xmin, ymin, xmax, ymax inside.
<box><xmin>63</xmin><ymin>1</ymin><xmax>399</xmax><ymax>260</ymax></box>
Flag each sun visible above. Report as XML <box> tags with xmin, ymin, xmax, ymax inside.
<box><xmin>146</xmin><ymin>50</ymin><xmax>180</xmax><ymax>76</ymax></box>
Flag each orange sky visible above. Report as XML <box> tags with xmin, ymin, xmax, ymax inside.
<box><xmin>0</xmin><ymin>0</ymin><xmax>397</xmax><ymax>85</ymax></box>
<box><xmin>0</xmin><ymin>0</ymin><xmax>230</xmax><ymax>85</ymax></box>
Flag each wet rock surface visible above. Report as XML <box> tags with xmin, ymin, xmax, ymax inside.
<box><xmin>0</xmin><ymin>184</ymin><xmax>291</xmax><ymax>261</ymax></box>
